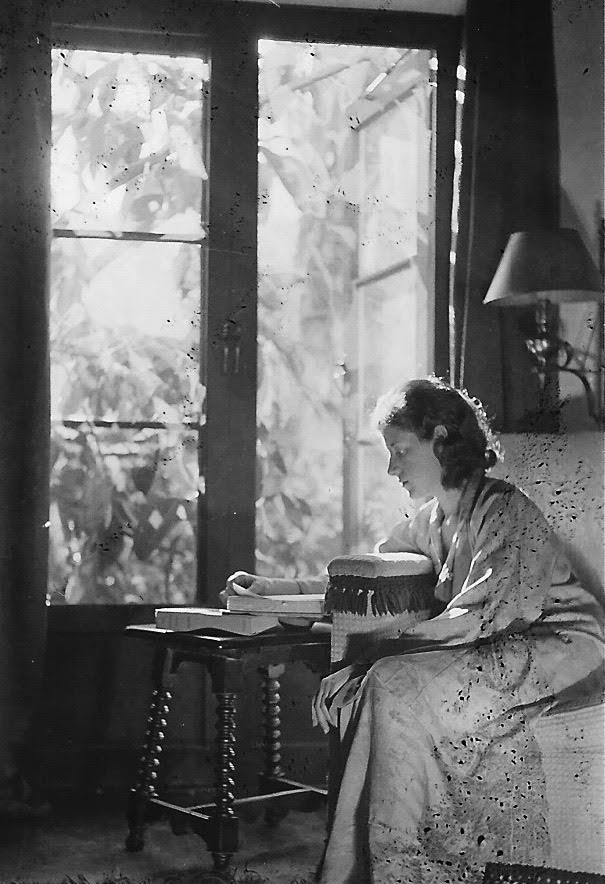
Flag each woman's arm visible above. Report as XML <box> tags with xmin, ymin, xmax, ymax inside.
<box><xmin>370</xmin><ymin>486</ymin><xmax>556</xmax><ymax>655</ymax></box>
<box><xmin>221</xmin><ymin>571</ymin><xmax>328</xmax><ymax>605</ymax></box>
<box><xmin>375</xmin><ymin>500</ymin><xmax>435</xmax><ymax>554</ymax></box>
<box><xmin>376</xmin><ymin>519</ymin><xmax>417</xmax><ymax>553</ymax></box>
<box><xmin>296</xmin><ymin>575</ymin><xmax>329</xmax><ymax>594</ymax></box>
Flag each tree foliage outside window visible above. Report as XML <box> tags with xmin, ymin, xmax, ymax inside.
<box><xmin>49</xmin><ymin>50</ymin><xmax>206</xmax><ymax>604</ymax></box>
<box><xmin>256</xmin><ymin>41</ymin><xmax>435</xmax><ymax>578</ymax></box>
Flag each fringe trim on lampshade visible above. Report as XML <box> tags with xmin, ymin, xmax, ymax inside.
<box><xmin>325</xmin><ymin>573</ymin><xmax>436</xmax><ymax>617</ymax></box>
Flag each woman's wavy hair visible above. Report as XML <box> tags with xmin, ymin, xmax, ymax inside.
<box><xmin>373</xmin><ymin>376</ymin><xmax>502</xmax><ymax>490</ymax></box>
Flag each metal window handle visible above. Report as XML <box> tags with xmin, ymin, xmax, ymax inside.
<box><xmin>220</xmin><ymin>320</ymin><xmax>242</xmax><ymax>375</ymax></box>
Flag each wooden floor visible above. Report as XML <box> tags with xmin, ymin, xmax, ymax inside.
<box><xmin>0</xmin><ymin>799</ymin><xmax>326</xmax><ymax>884</ymax></box>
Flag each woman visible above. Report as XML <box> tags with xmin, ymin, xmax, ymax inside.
<box><xmin>225</xmin><ymin>378</ymin><xmax>603</xmax><ymax>883</ymax></box>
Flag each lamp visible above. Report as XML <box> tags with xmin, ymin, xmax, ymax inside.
<box><xmin>484</xmin><ymin>228</ymin><xmax>604</xmax><ymax>423</ymax></box>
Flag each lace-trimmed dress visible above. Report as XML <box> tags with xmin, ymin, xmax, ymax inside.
<box><xmin>318</xmin><ymin>473</ymin><xmax>604</xmax><ymax>884</ymax></box>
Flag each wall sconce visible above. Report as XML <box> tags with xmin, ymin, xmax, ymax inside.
<box><xmin>483</xmin><ymin>228</ymin><xmax>604</xmax><ymax>424</ymax></box>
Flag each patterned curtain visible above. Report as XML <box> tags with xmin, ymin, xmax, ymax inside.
<box><xmin>451</xmin><ymin>0</ymin><xmax>560</xmax><ymax>430</ymax></box>
<box><xmin>0</xmin><ymin>0</ymin><xmax>51</xmax><ymax>784</ymax></box>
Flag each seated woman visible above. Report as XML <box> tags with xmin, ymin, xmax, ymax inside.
<box><xmin>224</xmin><ymin>377</ymin><xmax>604</xmax><ymax>883</ymax></box>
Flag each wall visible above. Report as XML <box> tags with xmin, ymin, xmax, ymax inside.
<box><xmin>553</xmin><ymin>0</ymin><xmax>603</xmax><ymax>257</ymax></box>
<box><xmin>487</xmin><ymin>1</ymin><xmax>605</xmax><ymax>608</ymax></box>
<box><xmin>495</xmin><ymin>433</ymin><xmax>604</xmax><ymax>594</ymax></box>
<box><xmin>538</xmin><ymin>0</ymin><xmax>604</xmax><ymax>592</ymax></box>
<box><xmin>552</xmin><ymin>0</ymin><xmax>604</xmax><ymax>430</ymax></box>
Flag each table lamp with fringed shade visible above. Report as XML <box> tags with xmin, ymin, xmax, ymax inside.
<box><xmin>483</xmin><ymin>228</ymin><xmax>604</xmax><ymax>422</ymax></box>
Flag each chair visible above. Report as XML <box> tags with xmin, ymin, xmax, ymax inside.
<box><xmin>532</xmin><ymin>692</ymin><xmax>605</xmax><ymax>876</ymax></box>
<box><xmin>483</xmin><ymin>863</ymin><xmax>605</xmax><ymax>883</ymax></box>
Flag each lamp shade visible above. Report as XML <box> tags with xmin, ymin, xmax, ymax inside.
<box><xmin>484</xmin><ymin>229</ymin><xmax>603</xmax><ymax>306</ymax></box>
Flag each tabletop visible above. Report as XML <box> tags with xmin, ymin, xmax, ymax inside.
<box><xmin>125</xmin><ymin>622</ymin><xmax>332</xmax><ymax>662</ymax></box>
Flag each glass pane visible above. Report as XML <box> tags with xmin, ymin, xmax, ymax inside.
<box><xmin>51</xmin><ymin>49</ymin><xmax>208</xmax><ymax>235</ymax></box>
<box><xmin>50</xmin><ymin>239</ymin><xmax>204</xmax><ymax>423</ymax></box>
<box><xmin>348</xmin><ymin>268</ymin><xmax>430</xmax><ymax>550</ymax></box>
<box><xmin>257</xmin><ymin>41</ymin><xmax>435</xmax><ymax>576</ymax></box>
<box><xmin>356</xmin><ymin>59</ymin><xmax>435</xmax><ymax>279</ymax></box>
<box><xmin>48</xmin><ymin>424</ymin><xmax>199</xmax><ymax>605</ymax></box>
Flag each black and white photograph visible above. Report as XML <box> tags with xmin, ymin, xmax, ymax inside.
<box><xmin>0</xmin><ymin>0</ymin><xmax>603</xmax><ymax>882</ymax></box>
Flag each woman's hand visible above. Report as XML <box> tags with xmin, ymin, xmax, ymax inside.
<box><xmin>312</xmin><ymin>664</ymin><xmax>357</xmax><ymax>734</ymax></box>
<box><xmin>220</xmin><ymin>571</ymin><xmax>305</xmax><ymax>607</ymax></box>
<box><xmin>219</xmin><ymin>571</ymin><xmax>272</xmax><ymax>607</ymax></box>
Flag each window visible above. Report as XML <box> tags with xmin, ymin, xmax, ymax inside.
<box><xmin>48</xmin><ymin>8</ymin><xmax>459</xmax><ymax>612</ymax></box>
<box><xmin>256</xmin><ymin>41</ymin><xmax>438</xmax><ymax>576</ymax></box>
<box><xmin>49</xmin><ymin>48</ymin><xmax>208</xmax><ymax>605</ymax></box>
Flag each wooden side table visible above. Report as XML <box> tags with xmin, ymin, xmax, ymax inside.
<box><xmin>124</xmin><ymin>624</ymin><xmax>330</xmax><ymax>873</ymax></box>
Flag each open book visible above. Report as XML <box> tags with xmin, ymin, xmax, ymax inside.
<box><xmin>226</xmin><ymin>593</ymin><xmax>325</xmax><ymax>616</ymax></box>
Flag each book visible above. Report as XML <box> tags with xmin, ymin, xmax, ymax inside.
<box><xmin>155</xmin><ymin>607</ymin><xmax>281</xmax><ymax>635</ymax></box>
<box><xmin>226</xmin><ymin>593</ymin><xmax>325</xmax><ymax>616</ymax></box>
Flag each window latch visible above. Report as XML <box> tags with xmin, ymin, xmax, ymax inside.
<box><xmin>220</xmin><ymin>320</ymin><xmax>242</xmax><ymax>375</ymax></box>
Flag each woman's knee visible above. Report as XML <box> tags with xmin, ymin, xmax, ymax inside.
<box><xmin>367</xmin><ymin>648</ymin><xmax>455</xmax><ymax>689</ymax></box>
<box><xmin>365</xmin><ymin>649</ymin><xmax>476</xmax><ymax>723</ymax></box>
<box><xmin>365</xmin><ymin>653</ymin><xmax>428</xmax><ymax>698</ymax></box>
<box><xmin>366</xmin><ymin>655</ymin><xmax>404</xmax><ymax>688</ymax></box>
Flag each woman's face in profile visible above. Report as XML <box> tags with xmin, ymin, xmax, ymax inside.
<box><xmin>382</xmin><ymin>425</ymin><xmax>443</xmax><ymax>501</ymax></box>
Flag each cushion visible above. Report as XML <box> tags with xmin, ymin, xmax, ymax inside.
<box><xmin>325</xmin><ymin>552</ymin><xmax>436</xmax><ymax>664</ymax></box>
<box><xmin>325</xmin><ymin>552</ymin><xmax>435</xmax><ymax>617</ymax></box>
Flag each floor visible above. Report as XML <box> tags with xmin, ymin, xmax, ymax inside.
<box><xmin>0</xmin><ymin>799</ymin><xmax>326</xmax><ymax>884</ymax></box>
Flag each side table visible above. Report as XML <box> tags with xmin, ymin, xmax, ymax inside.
<box><xmin>124</xmin><ymin>624</ymin><xmax>331</xmax><ymax>873</ymax></box>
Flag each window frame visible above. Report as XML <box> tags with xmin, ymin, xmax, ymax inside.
<box><xmin>48</xmin><ymin>2</ymin><xmax>461</xmax><ymax>633</ymax></box>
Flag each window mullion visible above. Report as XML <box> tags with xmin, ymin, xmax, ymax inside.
<box><xmin>433</xmin><ymin>39</ymin><xmax>459</xmax><ymax>380</ymax></box>
<box><xmin>201</xmin><ymin>21</ymin><xmax>259</xmax><ymax>605</ymax></box>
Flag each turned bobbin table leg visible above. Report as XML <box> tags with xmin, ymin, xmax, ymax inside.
<box><xmin>259</xmin><ymin>662</ymin><xmax>287</xmax><ymax>826</ymax></box>
<box><xmin>126</xmin><ymin>647</ymin><xmax>176</xmax><ymax>852</ymax></box>
<box><xmin>209</xmin><ymin>690</ymin><xmax>238</xmax><ymax>870</ymax></box>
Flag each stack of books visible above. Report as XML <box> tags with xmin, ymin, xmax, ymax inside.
<box><xmin>155</xmin><ymin>593</ymin><xmax>325</xmax><ymax>635</ymax></box>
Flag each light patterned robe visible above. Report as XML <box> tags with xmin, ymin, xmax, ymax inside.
<box><xmin>317</xmin><ymin>473</ymin><xmax>604</xmax><ymax>884</ymax></box>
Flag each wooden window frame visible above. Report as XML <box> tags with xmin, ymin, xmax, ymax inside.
<box><xmin>49</xmin><ymin>2</ymin><xmax>461</xmax><ymax>633</ymax></box>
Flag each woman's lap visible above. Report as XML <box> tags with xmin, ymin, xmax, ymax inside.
<box><xmin>323</xmin><ymin>639</ymin><xmax>572</xmax><ymax>883</ymax></box>
<box><xmin>323</xmin><ymin>633</ymin><xmax>601</xmax><ymax>882</ymax></box>
<box><xmin>363</xmin><ymin>629</ymin><xmax>601</xmax><ymax>721</ymax></box>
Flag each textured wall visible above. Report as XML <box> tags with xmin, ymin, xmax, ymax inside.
<box><xmin>494</xmin><ymin>432</ymin><xmax>604</xmax><ymax>596</ymax></box>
